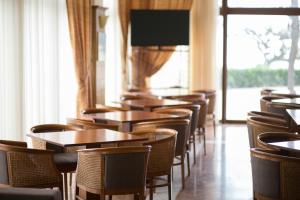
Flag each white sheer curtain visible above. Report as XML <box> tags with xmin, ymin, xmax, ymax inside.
<box><xmin>0</xmin><ymin>0</ymin><xmax>23</xmax><ymax>140</ymax></box>
<box><xmin>103</xmin><ymin>0</ymin><xmax>122</xmax><ymax>103</ymax></box>
<box><xmin>0</xmin><ymin>0</ymin><xmax>76</xmax><ymax>140</ymax></box>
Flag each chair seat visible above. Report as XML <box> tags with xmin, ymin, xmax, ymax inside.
<box><xmin>0</xmin><ymin>187</ymin><xmax>61</xmax><ymax>200</ymax></box>
<box><xmin>53</xmin><ymin>152</ymin><xmax>77</xmax><ymax>172</ymax></box>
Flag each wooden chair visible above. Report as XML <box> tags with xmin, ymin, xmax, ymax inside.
<box><xmin>193</xmin><ymin>89</ymin><xmax>216</xmax><ymax>136</ymax></box>
<box><xmin>247</xmin><ymin>111</ymin><xmax>288</xmax><ymax>127</ymax></box>
<box><xmin>96</xmin><ymin>104</ymin><xmax>129</xmax><ymax>111</ymax></box>
<box><xmin>0</xmin><ymin>141</ymin><xmax>63</xmax><ymax>199</ymax></box>
<box><xmin>260</xmin><ymin>96</ymin><xmax>284</xmax><ymax>112</ymax></box>
<box><xmin>66</xmin><ymin>118</ymin><xmax>119</xmax><ymax>131</ymax></box>
<box><xmin>246</xmin><ymin>116</ymin><xmax>289</xmax><ymax>148</ymax></box>
<box><xmin>132</xmin><ymin>119</ymin><xmax>190</xmax><ymax>189</ymax></box>
<box><xmin>165</xmin><ymin>95</ymin><xmax>208</xmax><ymax>155</ymax></box>
<box><xmin>250</xmin><ymin>148</ymin><xmax>300</xmax><ymax>200</ymax></box>
<box><xmin>120</xmin><ymin>94</ymin><xmax>155</xmax><ymax>101</ymax></box>
<box><xmin>128</xmin><ymin>129</ymin><xmax>177</xmax><ymax>200</ymax></box>
<box><xmin>81</xmin><ymin>107</ymin><xmax>126</xmax><ymax>114</ymax></box>
<box><xmin>257</xmin><ymin>132</ymin><xmax>300</xmax><ymax>157</ymax></box>
<box><xmin>154</xmin><ymin>105</ymin><xmax>200</xmax><ymax>165</ymax></box>
<box><xmin>30</xmin><ymin>124</ymin><xmax>81</xmax><ymax>200</ymax></box>
<box><xmin>76</xmin><ymin>146</ymin><xmax>151</xmax><ymax>200</ymax></box>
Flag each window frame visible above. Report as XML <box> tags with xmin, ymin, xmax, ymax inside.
<box><xmin>220</xmin><ymin>0</ymin><xmax>300</xmax><ymax>123</ymax></box>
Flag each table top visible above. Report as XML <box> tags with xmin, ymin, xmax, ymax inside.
<box><xmin>82</xmin><ymin>110</ymin><xmax>179</xmax><ymax>123</ymax></box>
<box><xmin>287</xmin><ymin>109</ymin><xmax>300</xmax><ymax>125</ymax></box>
<box><xmin>27</xmin><ymin>129</ymin><xmax>147</xmax><ymax>147</ymax></box>
<box><xmin>272</xmin><ymin>97</ymin><xmax>300</xmax><ymax>105</ymax></box>
<box><xmin>121</xmin><ymin>99</ymin><xmax>192</xmax><ymax>109</ymax></box>
<box><xmin>269</xmin><ymin>140</ymin><xmax>300</xmax><ymax>151</ymax></box>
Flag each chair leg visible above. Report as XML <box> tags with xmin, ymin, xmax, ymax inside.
<box><xmin>193</xmin><ymin>134</ymin><xmax>196</xmax><ymax>165</ymax></box>
<box><xmin>167</xmin><ymin>174</ymin><xmax>172</xmax><ymax>200</ymax></box>
<box><xmin>149</xmin><ymin>179</ymin><xmax>154</xmax><ymax>200</ymax></box>
<box><xmin>186</xmin><ymin>151</ymin><xmax>191</xmax><ymax>176</ymax></box>
<box><xmin>181</xmin><ymin>155</ymin><xmax>185</xmax><ymax>189</ymax></box>
<box><xmin>63</xmin><ymin>173</ymin><xmax>68</xmax><ymax>200</ymax></box>
<box><xmin>213</xmin><ymin>114</ymin><xmax>216</xmax><ymax>137</ymax></box>
<box><xmin>69</xmin><ymin>172</ymin><xmax>73</xmax><ymax>187</ymax></box>
<box><xmin>203</xmin><ymin>128</ymin><xmax>206</xmax><ymax>155</ymax></box>
<box><xmin>59</xmin><ymin>183</ymin><xmax>64</xmax><ymax>200</ymax></box>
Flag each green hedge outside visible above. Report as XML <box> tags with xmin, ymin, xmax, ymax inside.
<box><xmin>228</xmin><ymin>68</ymin><xmax>300</xmax><ymax>88</ymax></box>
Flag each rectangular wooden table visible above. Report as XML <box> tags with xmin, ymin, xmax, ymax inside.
<box><xmin>82</xmin><ymin>110</ymin><xmax>180</xmax><ymax>132</ymax></box>
<box><xmin>27</xmin><ymin>129</ymin><xmax>147</xmax><ymax>148</ymax></box>
<box><xmin>121</xmin><ymin>98</ymin><xmax>193</xmax><ymax>111</ymax></box>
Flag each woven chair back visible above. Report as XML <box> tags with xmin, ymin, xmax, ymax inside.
<box><xmin>129</xmin><ymin>128</ymin><xmax>177</xmax><ymax>177</ymax></box>
<box><xmin>247</xmin><ymin>116</ymin><xmax>289</xmax><ymax>148</ymax></box>
<box><xmin>76</xmin><ymin>146</ymin><xmax>151</xmax><ymax>196</ymax></box>
<box><xmin>132</xmin><ymin>119</ymin><xmax>189</xmax><ymax>156</ymax></box>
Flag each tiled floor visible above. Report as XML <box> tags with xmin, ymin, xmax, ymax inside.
<box><xmin>70</xmin><ymin>123</ymin><xmax>253</xmax><ymax>200</ymax></box>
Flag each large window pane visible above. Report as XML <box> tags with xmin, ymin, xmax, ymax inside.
<box><xmin>228</xmin><ymin>0</ymin><xmax>300</xmax><ymax>8</ymax></box>
<box><xmin>226</xmin><ymin>15</ymin><xmax>300</xmax><ymax>120</ymax></box>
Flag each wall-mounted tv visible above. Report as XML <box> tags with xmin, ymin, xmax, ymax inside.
<box><xmin>130</xmin><ymin>10</ymin><xmax>190</xmax><ymax>46</ymax></box>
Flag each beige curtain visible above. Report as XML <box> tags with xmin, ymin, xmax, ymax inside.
<box><xmin>189</xmin><ymin>0</ymin><xmax>218</xmax><ymax>90</ymax></box>
<box><xmin>66</xmin><ymin>0</ymin><xmax>94</xmax><ymax>115</ymax></box>
<box><xmin>118</xmin><ymin>0</ymin><xmax>193</xmax><ymax>90</ymax></box>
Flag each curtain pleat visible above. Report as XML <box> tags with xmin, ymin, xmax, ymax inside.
<box><xmin>189</xmin><ymin>0</ymin><xmax>217</xmax><ymax>90</ymax></box>
<box><xmin>0</xmin><ymin>0</ymin><xmax>76</xmax><ymax>140</ymax></box>
<box><xmin>66</xmin><ymin>0</ymin><xmax>94</xmax><ymax>115</ymax></box>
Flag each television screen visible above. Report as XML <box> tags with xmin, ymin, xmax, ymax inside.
<box><xmin>130</xmin><ymin>10</ymin><xmax>190</xmax><ymax>46</ymax></box>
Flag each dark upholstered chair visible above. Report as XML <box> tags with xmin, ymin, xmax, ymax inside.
<box><xmin>251</xmin><ymin>148</ymin><xmax>300</xmax><ymax>200</ymax></box>
<box><xmin>246</xmin><ymin>116</ymin><xmax>289</xmax><ymax>148</ymax></box>
<box><xmin>128</xmin><ymin>129</ymin><xmax>177</xmax><ymax>200</ymax></box>
<box><xmin>133</xmin><ymin>119</ymin><xmax>190</xmax><ymax>189</ymax></box>
<box><xmin>0</xmin><ymin>187</ymin><xmax>62</xmax><ymax>200</ymax></box>
<box><xmin>30</xmin><ymin>124</ymin><xmax>81</xmax><ymax>200</ymax></box>
<box><xmin>155</xmin><ymin>105</ymin><xmax>200</xmax><ymax>164</ymax></box>
<box><xmin>193</xmin><ymin>89</ymin><xmax>216</xmax><ymax>136</ymax></box>
<box><xmin>76</xmin><ymin>146</ymin><xmax>151</xmax><ymax>200</ymax></box>
<box><xmin>0</xmin><ymin>141</ymin><xmax>63</xmax><ymax>199</ymax></box>
<box><xmin>247</xmin><ymin>111</ymin><xmax>287</xmax><ymax>126</ymax></box>
<box><xmin>257</xmin><ymin>132</ymin><xmax>300</xmax><ymax>157</ymax></box>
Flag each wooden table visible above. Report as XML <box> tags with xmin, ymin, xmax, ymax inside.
<box><xmin>121</xmin><ymin>99</ymin><xmax>193</xmax><ymax>111</ymax></box>
<box><xmin>269</xmin><ymin>140</ymin><xmax>300</xmax><ymax>151</ymax></box>
<box><xmin>272</xmin><ymin>97</ymin><xmax>300</xmax><ymax>105</ymax></box>
<box><xmin>27</xmin><ymin>129</ymin><xmax>147</xmax><ymax>148</ymax></box>
<box><xmin>82</xmin><ymin>110</ymin><xmax>180</xmax><ymax>132</ymax></box>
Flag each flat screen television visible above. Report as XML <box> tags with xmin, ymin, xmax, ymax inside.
<box><xmin>130</xmin><ymin>10</ymin><xmax>189</xmax><ymax>46</ymax></box>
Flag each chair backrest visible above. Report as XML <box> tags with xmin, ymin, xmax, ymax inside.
<box><xmin>30</xmin><ymin>124</ymin><xmax>81</xmax><ymax>151</ymax></box>
<box><xmin>81</xmin><ymin>107</ymin><xmax>124</xmax><ymax>114</ymax></box>
<box><xmin>96</xmin><ymin>104</ymin><xmax>129</xmax><ymax>111</ymax></box>
<box><xmin>250</xmin><ymin>148</ymin><xmax>300</xmax><ymax>200</ymax></box>
<box><xmin>76</xmin><ymin>146</ymin><xmax>151</xmax><ymax>196</ymax></box>
<box><xmin>120</xmin><ymin>94</ymin><xmax>154</xmax><ymax>101</ymax></box>
<box><xmin>260</xmin><ymin>96</ymin><xmax>283</xmax><ymax>112</ymax></box>
<box><xmin>66</xmin><ymin>118</ymin><xmax>119</xmax><ymax>131</ymax></box>
<box><xmin>247</xmin><ymin>111</ymin><xmax>287</xmax><ymax>127</ymax></box>
<box><xmin>246</xmin><ymin>116</ymin><xmax>289</xmax><ymax>148</ymax></box>
<box><xmin>193</xmin><ymin>89</ymin><xmax>216</xmax><ymax>115</ymax></box>
<box><xmin>257</xmin><ymin>132</ymin><xmax>300</xmax><ymax>155</ymax></box>
<box><xmin>154</xmin><ymin>105</ymin><xmax>200</xmax><ymax>137</ymax></box>
<box><xmin>132</xmin><ymin>119</ymin><xmax>189</xmax><ymax>156</ymax></box>
<box><xmin>129</xmin><ymin>129</ymin><xmax>177</xmax><ymax>177</ymax></box>
<box><xmin>0</xmin><ymin>142</ymin><xmax>61</xmax><ymax>188</ymax></box>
